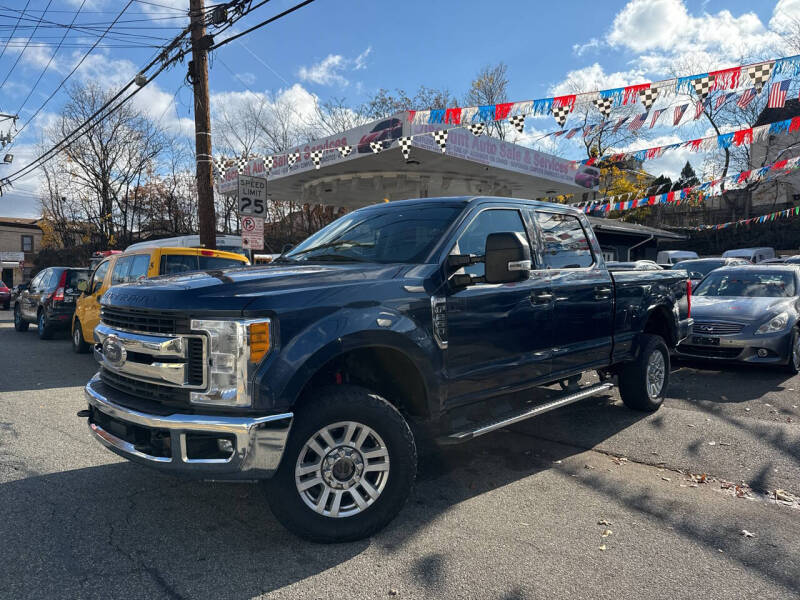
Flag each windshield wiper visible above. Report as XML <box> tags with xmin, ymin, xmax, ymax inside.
<box><xmin>305</xmin><ymin>253</ymin><xmax>370</xmax><ymax>263</ymax></box>
<box><xmin>289</xmin><ymin>240</ymin><xmax>371</xmax><ymax>258</ymax></box>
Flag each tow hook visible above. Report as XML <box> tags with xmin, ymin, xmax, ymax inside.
<box><xmin>76</xmin><ymin>409</ymin><xmax>91</xmax><ymax>418</ymax></box>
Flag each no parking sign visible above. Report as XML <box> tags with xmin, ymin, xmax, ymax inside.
<box><xmin>241</xmin><ymin>215</ymin><xmax>264</xmax><ymax>250</ymax></box>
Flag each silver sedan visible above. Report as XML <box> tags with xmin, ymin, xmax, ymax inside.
<box><xmin>676</xmin><ymin>265</ymin><xmax>800</xmax><ymax>373</ymax></box>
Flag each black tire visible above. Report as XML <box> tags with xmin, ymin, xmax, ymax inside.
<box><xmin>72</xmin><ymin>319</ymin><xmax>91</xmax><ymax>354</ymax></box>
<box><xmin>265</xmin><ymin>385</ymin><xmax>417</xmax><ymax>543</ymax></box>
<box><xmin>618</xmin><ymin>334</ymin><xmax>669</xmax><ymax>412</ymax></box>
<box><xmin>2</xmin><ymin>302</ymin><xmax>8</xmax><ymax>310</ymax></box>
<box><xmin>37</xmin><ymin>310</ymin><xmax>53</xmax><ymax>340</ymax></box>
<box><xmin>13</xmin><ymin>304</ymin><xmax>28</xmax><ymax>332</ymax></box>
<box><xmin>782</xmin><ymin>328</ymin><xmax>800</xmax><ymax>375</ymax></box>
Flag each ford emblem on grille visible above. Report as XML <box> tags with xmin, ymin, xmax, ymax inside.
<box><xmin>102</xmin><ymin>335</ymin><xmax>127</xmax><ymax>368</ymax></box>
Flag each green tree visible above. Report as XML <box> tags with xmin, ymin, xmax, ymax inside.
<box><xmin>671</xmin><ymin>161</ymin><xmax>700</xmax><ymax>191</ymax></box>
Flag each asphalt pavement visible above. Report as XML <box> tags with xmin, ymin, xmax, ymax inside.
<box><xmin>1</xmin><ymin>311</ymin><xmax>798</xmax><ymax>600</ymax></box>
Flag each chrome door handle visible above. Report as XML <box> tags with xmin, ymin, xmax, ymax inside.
<box><xmin>531</xmin><ymin>292</ymin><xmax>554</xmax><ymax>304</ymax></box>
<box><xmin>594</xmin><ymin>286</ymin><xmax>612</xmax><ymax>299</ymax></box>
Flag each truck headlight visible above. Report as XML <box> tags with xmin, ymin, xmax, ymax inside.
<box><xmin>189</xmin><ymin>318</ymin><xmax>272</xmax><ymax>407</ymax></box>
<box><xmin>755</xmin><ymin>312</ymin><xmax>789</xmax><ymax>335</ymax></box>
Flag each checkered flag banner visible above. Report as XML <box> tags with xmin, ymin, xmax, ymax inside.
<box><xmin>747</xmin><ymin>63</ymin><xmax>774</xmax><ymax>93</ymax></box>
<box><xmin>467</xmin><ymin>122</ymin><xmax>485</xmax><ymax>136</ymax></box>
<box><xmin>398</xmin><ymin>136</ymin><xmax>413</xmax><ymax>160</ymax></box>
<box><xmin>509</xmin><ymin>114</ymin><xmax>525</xmax><ymax>133</ymax></box>
<box><xmin>369</xmin><ymin>141</ymin><xmax>383</xmax><ymax>153</ymax></box>
<box><xmin>432</xmin><ymin>129</ymin><xmax>448</xmax><ymax>153</ymax></box>
<box><xmin>338</xmin><ymin>145</ymin><xmax>352</xmax><ymax>158</ymax></box>
<box><xmin>692</xmin><ymin>75</ymin><xmax>714</xmax><ymax>100</ymax></box>
<box><xmin>639</xmin><ymin>87</ymin><xmax>659</xmax><ymax>110</ymax></box>
<box><xmin>235</xmin><ymin>157</ymin><xmax>248</xmax><ymax>174</ymax></box>
<box><xmin>593</xmin><ymin>97</ymin><xmax>614</xmax><ymax>118</ymax></box>
<box><xmin>552</xmin><ymin>104</ymin><xmax>571</xmax><ymax>127</ymax></box>
<box><xmin>310</xmin><ymin>149</ymin><xmax>324</xmax><ymax>169</ymax></box>
<box><xmin>262</xmin><ymin>154</ymin><xmax>273</xmax><ymax>173</ymax></box>
<box><xmin>287</xmin><ymin>151</ymin><xmax>300</xmax><ymax>168</ymax></box>
<box><xmin>212</xmin><ymin>156</ymin><xmax>227</xmax><ymax>177</ymax></box>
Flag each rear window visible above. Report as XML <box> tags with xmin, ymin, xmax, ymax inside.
<box><xmin>65</xmin><ymin>269</ymin><xmax>90</xmax><ymax>290</ymax></box>
<box><xmin>160</xmin><ymin>254</ymin><xmax>246</xmax><ymax>275</ymax></box>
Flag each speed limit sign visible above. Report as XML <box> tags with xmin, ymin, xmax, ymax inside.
<box><xmin>238</xmin><ymin>174</ymin><xmax>267</xmax><ymax>217</ymax></box>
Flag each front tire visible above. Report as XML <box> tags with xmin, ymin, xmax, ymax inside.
<box><xmin>72</xmin><ymin>320</ymin><xmax>91</xmax><ymax>354</ymax></box>
<box><xmin>782</xmin><ymin>328</ymin><xmax>800</xmax><ymax>375</ymax></box>
<box><xmin>619</xmin><ymin>334</ymin><xmax>669</xmax><ymax>412</ymax></box>
<box><xmin>13</xmin><ymin>304</ymin><xmax>28</xmax><ymax>332</ymax></box>
<box><xmin>265</xmin><ymin>385</ymin><xmax>417</xmax><ymax>543</ymax></box>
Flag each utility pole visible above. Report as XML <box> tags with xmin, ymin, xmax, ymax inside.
<box><xmin>189</xmin><ymin>0</ymin><xmax>216</xmax><ymax>249</ymax></box>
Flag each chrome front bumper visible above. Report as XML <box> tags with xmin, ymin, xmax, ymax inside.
<box><xmin>84</xmin><ymin>374</ymin><xmax>292</xmax><ymax>479</ymax></box>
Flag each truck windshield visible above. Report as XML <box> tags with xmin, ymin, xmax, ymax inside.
<box><xmin>284</xmin><ymin>205</ymin><xmax>463</xmax><ymax>264</ymax></box>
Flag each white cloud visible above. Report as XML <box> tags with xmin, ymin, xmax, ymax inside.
<box><xmin>297</xmin><ymin>46</ymin><xmax>372</xmax><ymax>87</ymax></box>
<box><xmin>549</xmin><ymin>63</ymin><xmax>645</xmax><ymax>96</ymax></box>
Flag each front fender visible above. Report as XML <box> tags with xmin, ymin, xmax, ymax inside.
<box><xmin>254</xmin><ymin>305</ymin><xmax>440</xmax><ymax>414</ymax></box>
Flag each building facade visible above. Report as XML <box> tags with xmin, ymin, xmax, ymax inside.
<box><xmin>0</xmin><ymin>217</ymin><xmax>42</xmax><ymax>287</ymax></box>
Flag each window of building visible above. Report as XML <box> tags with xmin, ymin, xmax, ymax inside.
<box><xmin>21</xmin><ymin>235</ymin><xmax>33</xmax><ymax>252</ymax></box>
<box><xmin>535</xmin><ymin>212</ymin><xmax>594</xmax><ymax>269</ymax></box>
<box><xmin>450</xmin><ymin>209</ymin><xmax>530</xmax><ymax>277</ymax></box>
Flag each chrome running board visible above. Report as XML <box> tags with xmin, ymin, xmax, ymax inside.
<box><xmin>444</xmin><ymin>382</ymin><xmax>614</xmax><ymax>443</ymax></box>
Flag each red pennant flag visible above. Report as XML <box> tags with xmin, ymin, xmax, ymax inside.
<box><xmin>623</xmin><ymin>83</ymin><xmax>650</xmax><ymax>105</ymax></box>
<box><xmin>648</xmin><ymin>195</ymin><xmax>657</xmax><ymax>205</ymax></box>
<box><xmin>710</xmin><ymin>67</ymin><xmax>741</xmax><ymax>90</ymax></box>
<box><xmin>445</xmin><ymin>108</ymin><xmax>462</xmax><ymax>124</ymax></box>
<box><xmin>553</xmin><ymin>94</ymin><xmax>576</xmax><ymax>110</ymax></box>
<box><xmin>736</xmin><ymin>170</ymin><xmax>751</xmax><ymax>183</ymax></box>
<box><xmin>586</xmin><ymin>157</ymin><xmax>597</xmax><ymax>166</ymax></box>
<box><xmin>790</xmin><ymin>116</ymin><xmax>800</xmax><ymax>132</ymax></box>
<box><xmin>733</xmin><ymin>128</ymin><xmax>753</xmax><ymax>146</ymax></box>
<box><xmin>494</xmin><ymin>102</ymin><xmax>513</xmax><ymax>121</ymax></box>
<box><xmin>667</xmin><ymin>191</ymin><xmax>676</xmax><ymax>203</ymax></box>
<box><xmin>407</xmin><ymin>110</ymin><xmax>416</xmax><ymax>122</ymax></box>
<box><xmin>772</xmin><ymin>159</ymin><xmax>788</xmax><ymax>170</ymax></box>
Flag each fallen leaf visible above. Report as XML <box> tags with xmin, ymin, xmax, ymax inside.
<box><xmin>601</xmin><ymin>529</ymin><xmax>613</xmax><ymax>537</ymax></box>
<box><xmin>774</xmin><ymin>489</ymin><xmax>794</xmax><ymax>503</ymax></box>
<box><xmin>389</xmin><ymin>589</ymin><xmax>399</xmax><ymax>597</ymax></box>
<box><xmin>584</xmin><ymin>464</ymin><xmax>595</xmax><ymax>470</ymax></box>
<box><xmin>554</xmin><ymin>460</ymin><xmax>562</xmax><ymax>464</ymax></box>
<box><xmin>708</xmin><ymin>441</ymin><xmax>716</xmax><ymax>446</ymax></box>
<box><xmin>688</xmin><ymin>424</ymin><xmax>695</xmax><ymax>427</ymax></box>
<box><xmin>598</xmin><ymin>519</ymin><xmax>612</xmax><ymax>526</ymax></box>
<box><xmin>661</xmin><ymin>476</ymin><xmax>671</xmax><ymax>482</ymax></box>
<box><xmin>744</xmin><ymin>408</ymin><xmax>751</xmax><ymax>412</ymax></box>
<box><xmin>598</xmin><ymin>544</ymin><xmax>607</xmax><ymax>551</ymax></box>
<box><xmin>741</xmin><ymin>530</ymin><xmax>755</xmax><ymax>538</ymax></box>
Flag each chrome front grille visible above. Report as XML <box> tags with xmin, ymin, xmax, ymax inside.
<box><xmin>94</xmin><ymin>323</ymin><xmax>206</xmax><ymax>394</ymax></box>
<box><xmin>692</xmin><ymin>321</ymin><xmax>745</xmax><ymax>335</ymax></box>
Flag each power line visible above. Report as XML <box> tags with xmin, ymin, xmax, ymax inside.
<box><xmin>0</xmin><ymin>0</ymin><xmax>54</xmax><ymax>91</ymax></box>
<box><xmin>0</xmin><ymin>0</ymin><xmax>30</xmax><ymax>63</ymax></box>
<box><xmin>209</xmin><ymin>0</ymin><xmax>316</xmax><ymax>51</ymax></box>
<box><xmin>14</xmin><ymin>0</ymin><xmax>87</xmax><ymax>117</ymax></box>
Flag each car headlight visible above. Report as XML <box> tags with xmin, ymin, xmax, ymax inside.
<box><xmin>755</xmin><ymin>311</ymin><xmax>790</xmax><ymax>335</ymax></box>
<box><xmin>189</xmin><ymin>318</ymin><xmax>272</xmax><ymax>407</ymax></box>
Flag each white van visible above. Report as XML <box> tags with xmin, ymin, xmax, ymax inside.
<box><xmin>656</xmin><ymin>250</ymin><xmax>699</xmax><ymax>266</ymax></box>
<box><xmin>721</xmin><ymin>247</ymin><xmax>776</xmax><ymax>263</ymax></box>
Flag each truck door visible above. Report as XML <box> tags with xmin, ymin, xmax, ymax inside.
<box><xmin>534</xmin><ymin>210</ymin><xmax>613</xmax><ymax>376</ymax></box>
<box><xmin>443</xmin><ymin>207</ymin><xmax>554</xmax><ymax>405</ymax></box>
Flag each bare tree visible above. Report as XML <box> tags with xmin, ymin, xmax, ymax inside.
<box><xmin>465</xmin><ymin>63</ymin><xmax>510</xmax><ymax>139</ymax></box>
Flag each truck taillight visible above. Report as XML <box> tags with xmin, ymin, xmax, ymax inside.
<box><xmin>686</xmin><ymin>279</ymin><xmax>692</xmax><ymax>318</ymax></box>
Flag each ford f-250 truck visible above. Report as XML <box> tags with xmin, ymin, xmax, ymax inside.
<box><xmin>80</xmin><ymin>196</ymin><xmax>692</xmax><ymax>542</ymax></box>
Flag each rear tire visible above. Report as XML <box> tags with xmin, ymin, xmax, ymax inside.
<box><xmin>265</xmin><ymin>385</ymin><xmax>417</xmax><ymax>543</ymax></box>
<box><xmin>2</xmin><ymin>302</ymin><xmax>8</xmax><ymax>310</ymax></box>
<box><xmin>782</xmin><ymin>328</ymin><xmax>800</xmax><ymax>375</ymax></box>
<box><xmin>13</xmin><ymin>304</ymin><xmax>28</xmax><ymax>332</ymax></box>
<box><xmin>618</xmin><ymin>334</ymin><xmax>669</xmax><ymax>412</ymax></box>
<box><xmin>72</xmin><ymin>319</ymin><xmax>91</xmax><ymax>354</ymax></box>
<box><xmin>37</xmin><ymin>310</ymin><xmax>53</xmax><ymax>340</ymax></box>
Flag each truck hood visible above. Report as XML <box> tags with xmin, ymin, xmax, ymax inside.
<box><xmin>101</xmin><ymin>262</ymin><xmax>408</xmax><ymax>313</ymax></box>
<box><xmin>690</xmin><ymin>296</ymin><xmax>795</xmax><ymax>323</ymax></box>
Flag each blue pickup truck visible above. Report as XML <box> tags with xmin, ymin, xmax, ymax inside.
<box><xmin>81</xmin><ymin>196</ymin><xmax>692</xmax><ymax>542</ymax></box>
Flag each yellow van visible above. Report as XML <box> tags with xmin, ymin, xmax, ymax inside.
<box><xmin>71</xmin><ymin>247</ymin><xmax>249</xmax><ymax>353</ymax></box>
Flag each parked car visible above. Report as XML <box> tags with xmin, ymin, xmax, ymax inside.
<box><xmin>14</xmin><ymin>267</ymin><xmax>91</xmax><ymax>339</ymax></box>
<box><xmin>574</xmin><ymin>164</ymin><xmax>601</xmax><ymax>189</ymax></box>
<box><xmin>71</xmin><ymin>246</ymin><xmax>250</xmax><ymax>353</ymax></box>
<box><xmin>722</xmin><ymin>247</ymin><xmax>776</xmax><ymax>263</ymax></box>
<box><xmin>0</xmin><ymin>280</ymin><xmax>10</xmax><ymax>310</ymax></box>
<box><xmin>607</xmin><ymin>260</ymin><xmax>663</xmax><ymax>271</ymax></box>
<box><xmin>81</xmin><ymin>196</ymin><xmax>692</xmax><ymax>542</ymax></box>
<box><xmin>9</xmin><ymin>281</ymin><xmax>29</xmax><ymax>305</ymax></box>
<box><xmin>671</xmin><ymin>257</ymin><xmax>751</xmax><ymax>288</ymax></box>
<box><xmin>656</xmin><ymin>250</ymin><xmax>699</xmax><ymax>267</ymax></box>
<box><xmin>676</xmin><ymin>265</ymin><xmax>800</xmax><ymax>373</ymax></box>
<box><xmin>356</xmin><ymin>118</ymin><xmax>403</xmax><ymax>153</ymax></box>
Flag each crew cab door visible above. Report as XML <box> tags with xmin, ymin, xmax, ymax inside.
<box><xmin>533</xmin><ymin>210</ymin><xmax>613</xmax><ymax>376</ymax></box>
<box><xmin>443</xmin><ymin>207</ymin><xmax>554</xmax><ymax>405</ymax></box>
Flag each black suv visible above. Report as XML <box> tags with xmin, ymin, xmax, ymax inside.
<box><xmin>14</xmin><ymin>267</ymin><xmax>91</xmax><ymax>339</ymax></box>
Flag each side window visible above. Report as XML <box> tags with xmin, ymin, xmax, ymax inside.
<box><xmin>30</xmin><ymin>270</ymin><xmax>45</xmax><ymax>291</ymax></box>
<box><xmin>127</xmin><ymin>254</ymin><xmax>150</xmax><ymax>282</ymax></box>
<box><xmin>91</xmin><ymin>260</ymin><xmax>111</xmax><ymax>293</ymax></box>
<box><xmin>45</xmin><ymin>270</ymin><xmax>60</xmax><ymax>291</ymax></box>
<box><xmin>111</xmin><ymin>256</ymin><xmax>134</xmax><ymax>285</ymax></box>
<box><xmin>451</xmin><ymin>209</ymin><xmax>529</xmax><ymax>277</ymax></box>
<box><xmin>535</xmin><ymin>212</ymin><xmax>594</xmax><ymax>269</ymax></box>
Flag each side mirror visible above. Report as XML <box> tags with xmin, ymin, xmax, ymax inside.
<box><xmin>77</xmin><ymin>280</ymin><xmax>88</xmax><ymax>292</ymax></box>
<box><xmin>484</xmin><ymin>232</ymin><xmax>531</xmax><ymax>284</ymax></box>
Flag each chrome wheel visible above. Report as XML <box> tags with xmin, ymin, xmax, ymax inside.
<box><xmin>295</xmin><ymin>421</ymin><xmax>390</xmax><ymax>518</ymax></box>
<box><xmin>38</xmin><ymin>312</ymin><xmax>45</xmax><ymax>333</ymax></box>
<box><xmin>646</xmin><ymin>350</ymin><xmax>666</xmax><ymax>398</ymax></box>
<box><xmin>73</xmin><ymin>326</ymin><xmax>82</xmax><ymax>348</ymax></box>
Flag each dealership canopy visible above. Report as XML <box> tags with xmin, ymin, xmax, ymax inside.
<box><xmin>215</xmin><ymin>116</ymin><xmax>596</xmax><ymax>209</ymax></box>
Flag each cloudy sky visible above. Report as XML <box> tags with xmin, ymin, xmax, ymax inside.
<box><xmin>1</xmin><ymin>0</ymin><xmax>800</xmax><ymax>217</ymax></box>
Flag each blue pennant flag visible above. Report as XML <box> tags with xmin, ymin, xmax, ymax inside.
<box><xmin>599</xmin><ymin>87</ymin><xmax>624</xmax><ymax>103</ymax></box>
<box><xmin>772</xmin><ymin>55</ymin><xmax>800</xmax><ymax>77</ymax></box>
<box><xmin>769</xmin><ymin>119</ymin><xmax>791</xmax><ymax>134</ymax></box>
<box><xmin>717</xmin><ymin>132</ymin><xmax>735</xmax><ymax>149</ymax></box>
<box><xmin>532</xmin><ymin>98</ymin><xmax>554</xmax><ymax>116</ymax></box>
<box><xmin>428</xmin><ymin>109</ymin><xmax>445</xmax><ymax>124</ymax></box>
<box><xmin>477</xmin><ymin>105</ymin><xmax>496</xmax><ymax>122</ymax></box>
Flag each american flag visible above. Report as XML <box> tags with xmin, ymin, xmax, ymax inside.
<box><xmin>628</xmin><ymin>113</ymin><xmax>647</xmax><ymax>132</ymax></box>
<box><xmin>650</xmin><ymin>108</ymin><xmax>665</xmax><ymax>128</ymax></box>
<box><xmin>768</xmin><ymin>80</ymin><xmax>790</xmax><ymax>108</ymax></box>
<box><xmin>737</xmin><ymin>87</ymin><xmax>757</xmax><ymax>109</ymax></box>
<box><xmin>674</xmin><ymin>104</ymin><xmax>688</xmax><ymax>125</ymax></box>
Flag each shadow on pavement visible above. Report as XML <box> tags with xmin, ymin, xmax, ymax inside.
<box><xmin>670</xmin><ymin>359</ymin><xmax>796</xmax><ymax>403</ymax></box>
